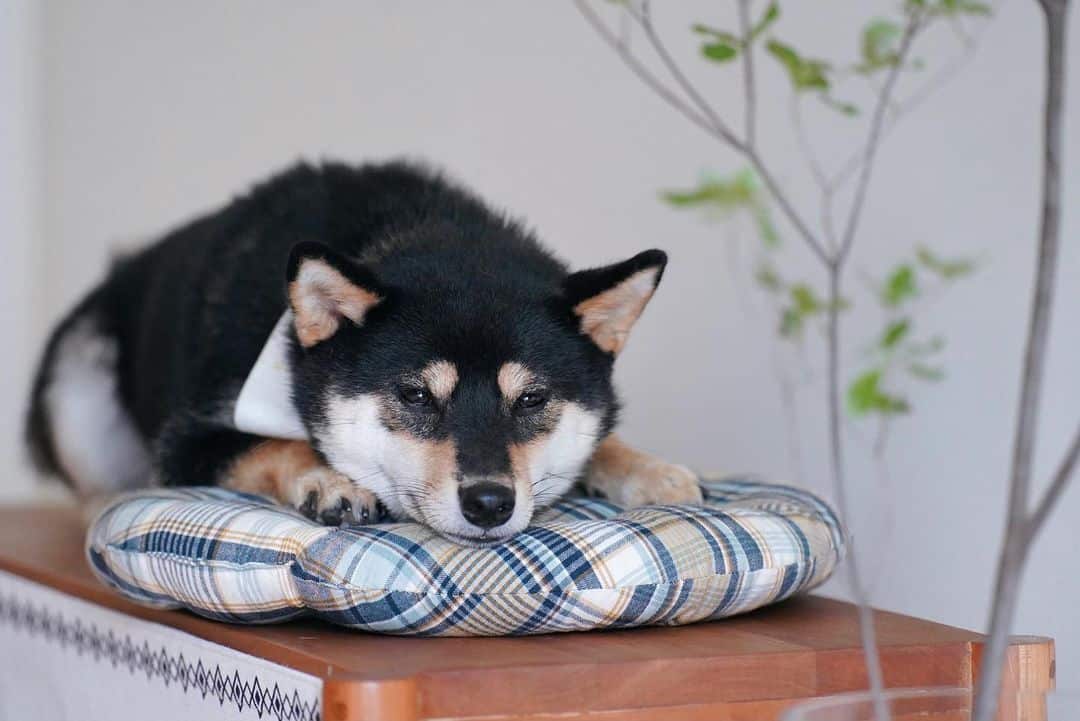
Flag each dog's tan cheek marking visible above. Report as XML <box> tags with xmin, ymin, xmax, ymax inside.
<box><xmin>508</xmin><ymin>441</ymin><xmax>533</xmax><ymax>485</ymax></box>
<box><xmin>423</xmin><ymin>438</ymin><xmax>458</xmax><ymax>490</ymax></box>
<box><xmin>289</xmin><ymin>259</ymin><xmax>381</xmax><ymax>348</ymax></box>
<box><xmin>573</xmin><ymin>268</ymin><xmax>659</xmax><ymax>355</ymax></box>
<box><xmin>222</xmin><ymin>439</ymin><xmax>323</xmax><ymax>501</ymax></box>
<box><xmin>497</xmin><ymin>362</ymin><xmax>534</xmax><ymax>404</ymax></box>
<box><xmin>421</xmin><ymin>360</ymin><xmax>459</xmax><ymax>402</ymax></box>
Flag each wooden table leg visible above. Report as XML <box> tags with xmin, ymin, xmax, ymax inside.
<box><xmin>323</xmin><ymin>677</ymin><xmax>420</xmax><ymax>721</ymax></box>
<box><xmin>972</xmin><ymin>635</ymin><xmax>1055</xmax><ymax>721</ymax></box>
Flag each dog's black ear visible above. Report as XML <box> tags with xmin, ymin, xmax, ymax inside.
<box><xmin>286</xmin><ymin>241</ymin><xmax>383</xmax><ymax>348</ymax></box>
<box><xmin>562</xmin><ymin>249</ymin><xmax>667</xmax><ymax>355</ymax></box>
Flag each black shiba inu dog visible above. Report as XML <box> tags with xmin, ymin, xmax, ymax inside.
<box><xmin>26</xmin><ymin>161</ymin><xmax>701</xmax><ymax>545</ymax></box>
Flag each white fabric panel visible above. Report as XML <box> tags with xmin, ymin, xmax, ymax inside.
<box><xmin>0</xmin><ymin>570</ymin><xmax>322</xmax><ymax>721</ymax></box>
<box><xmin>233</xmin><ymin>311</ymin><xmax>307</xmax><ymax>441</ymax></box>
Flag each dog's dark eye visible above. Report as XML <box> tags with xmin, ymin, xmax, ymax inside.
<box><xmin>400</xmin><ymin>387</ymin><xmax>431</xmax><ymax>406</ymax></box>
<box><xmin>514</xmin><ymin>392</ymin><xmax>548</xmax><ymax>414</ymax></box>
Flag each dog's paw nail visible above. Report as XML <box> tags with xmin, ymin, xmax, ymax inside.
<box><xmin>299</xmin><ymin>490</ymin><xmax>319</xmax><ymax>520</ymax></box>
<box><xmin>319</xmin><ymin>497</ymin><xmax>352</xmax><ymax>526</ymax></box>
<box><xmin>289</xmin><ymin>468</ymin><xmax>380</xmax><ymax>526</ymax></box>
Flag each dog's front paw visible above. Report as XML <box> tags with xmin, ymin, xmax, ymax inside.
<box><xmin>287</xmin><ymin>467</ymin><xmax>381</xmax><ymax>526</ymax></box>
<box><xmin>591</xmin><ymin>460</ymin><xmax>703</xmax><ymax>508</ymax></box>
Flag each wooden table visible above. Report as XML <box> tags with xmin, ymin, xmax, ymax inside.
<box><xmin>0</xmin><ymin>505</ymin><xmax>1053</xmax><ymax>721</ymax></box>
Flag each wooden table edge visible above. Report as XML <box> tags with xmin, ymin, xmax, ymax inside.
<box><xmin>0</xmin><ymin>503</ymin><xmax>1056</xmax><ymax>721</ymax></box>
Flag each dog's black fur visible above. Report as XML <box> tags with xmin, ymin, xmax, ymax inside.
<box><xmin>27</xmin><ymin>161</ymin><xmax>669</xmax><ymax>531</ymax></box>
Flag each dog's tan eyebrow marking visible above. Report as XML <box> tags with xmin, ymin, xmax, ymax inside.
<box><xmin>421</xmin><ymin>360</ymin><xmax>459</xmax><ymax>402</ymax></box>
<box><xmin>497</xmin><ymin>362</ymin><xmax>534</xmax><ymax>401</ymax></box>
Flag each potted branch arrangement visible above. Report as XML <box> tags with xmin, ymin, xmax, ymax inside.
<box><xmin>573</xmin><ymin>0</ymin><xmax>1076</xmax><ymax>718</ymax></box>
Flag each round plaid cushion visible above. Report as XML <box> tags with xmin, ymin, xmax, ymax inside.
<box><xmin>86</xmin><ymin>478</ymin><xmax>845</xmax><ymax>636</ymax></box>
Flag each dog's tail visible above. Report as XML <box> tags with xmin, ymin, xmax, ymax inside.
<box><xmin>25</xmin><ymin>281</ymin><xmax>151</xmax><ymax>493</ymax></box>
<box><xmin>26</xmin><ymin>287</ymin><xmax>104</xmax><ymax>481</ymax></box>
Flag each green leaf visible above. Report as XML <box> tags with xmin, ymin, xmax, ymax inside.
<box><xmin>956</xmin><ymin>1</ymin><xmax>992</xmax><ymax>15</ymax></box>
<box><xmin>755</xmin><ymin>263</ymin><xmax>783</xmax><ymax>292</ymax></box>
<box><xmin>856</xmin><ymin>19</ymin><xmax>902</xmax><ymax>74</ymax></box>
<box><xmin>749</xmin><ymin>3</ymin><xmax>780</xmax><ymax>40</ymax></box>
<box><xmin>916</xmin><ymin>245</ymin><xmax>976</xmax><ymax>279</ymax></box>
<box><xmin>661</xmin><ymin>170</ymin><xmax>760</xmax><ymax>209</ymax></box>
<box><xmin>848</xmin><ymin>369</ymin><xmax>911</xmax><ymax>416</ymax></box>
<box><xmin>662</xmin><ymin>169</ymin><xmax>779</xmax><ymax>249</ymax></box>
<box><xmin>881</xmin><ymin>318</ymin><xmax>911</xmax><ymax>349</ymax></box>
<box><xmin>882</xmin><ymin>396</ymin><xmax>910</xmax><ymax>414</ymax></box>
<box><xmin>790</xmin><ymin>284</ymin><xmax>823</xmax><ymax>315</ymax></box>
<box><xmin>752</xmin><ymin>205</ymin><xmax>780</xmax><ymax>248</ymax></box>
<box><xmin>848</xmin><ymin>370</ymin><xmax>883</xmax><ymax>414</ymax></box>
<box><xmin>882</xmin><ymin>264</ymin><xmax>918</xmax><ymax>306</ymax></box>
<box><xmin>908</xmin><ymin>0</ymin><xmax>993</xmax><ymax>16</ymax></box>
<box><xmin>766</xmin><ymin>39</ymin><xmax>830</xmax><ymax>91</ymax></box>
<box><xmin>908</xmin><ymin>362</ymin><xmax>946</xmax><ymax>381</ymax></box>
<box><xmin>732</xmin><ymin>167</ymin><xmax>757</xmax><ymax>186</ymax></box>
<box><xmin>692</xmin><ymin>24</ymin><xmax>741</xmax><ymax>62</ymax></box>
<box><xmin>660</xmin><ymin>182</ymin><xmax>747</xmax><ymax>207</ymax></box>
<box><xmin>907</xmin><ymin>335</ymin><xmax>946</xmax><ymax>356</ymax></box>
<box><xmin>939</xmin><ymin>0</ymin><xmax>992</xmax><ymax>15</ymax></box>
<box><xmin>820</xmin><ymin>95</ymin><xmax>859</xmax><ymax>116</ymax></box>
<box><xmin>702</xmin><ymin>41</ymin><xmax>739</xmax><ymax>62</ymax></box>
<box><xmin>662</xmin><ymin>169</ymin><xmax>768</xmax><ymax>223</ymax></box>
<box><xmin>779</xmin><ymin>307</ymin><xmax>803</xmax><ymax>338</ymax></box>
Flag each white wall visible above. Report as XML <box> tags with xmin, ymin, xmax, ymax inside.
<box><xmin>0</xmin><ymin>0</ymin><xmax>42</xmax><ymax>501</ymax></box>
<box><xmin>4</xmin><ymin>0</ymin><xmax>1079</xmax><ymax>683</ymax></box>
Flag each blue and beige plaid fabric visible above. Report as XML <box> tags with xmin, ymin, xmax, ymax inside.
<box><xmin>87</xmin><ymin>478</ymin><xmax>845</xmax><ymax>636</ymax></box>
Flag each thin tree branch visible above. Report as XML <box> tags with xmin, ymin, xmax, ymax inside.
<box><xmin>572</xmin><ymin>0</ymin><xmax>722</xmax><ymax>142</ymax></box>
<box><xmin>574</xmin><ymin>0</ymin><xmax>832</xmax><ymax>265</ymax></box>
<box><xmin>1027</xmin><ymin>426</ymin><xmax>1080</xmax><ymax>538</ymax></box>
<box><xmin>746</xmin><ymin>150</ymin><xmax>832</xmax><ymax>266</ymax></box>
<box><xmin>574</xmin><ymin>7</ymin><xmax>966</xmax><ymax>716</ymax></box>
<box><xmin>791</xmin><ymin>96</ymin><xmax>830</xmax><ymax>196</ymax></box>
<box><xmin>973</xmin><ymin>1</ymin><xmax>1071</xmax><ymax>718</ymax></box>
<box><xmin>737</xmin><ymin>0</ymin><xmax>757</xmax><ymax>149</ymax></box>
<box><xmin>637</xmin><ymin>1</ymin><xmax>744</xmax><ymax>149</ymax></box>
<box><xmin>802</xmin><ymin>13</ymin><xmax>926</xmax><ymax>717</ymax></box>
<box><xmin>789</xmin><ymin>95</ymin><xmax>839</xmax><ymax>252</ymax></box>
<box><xmin>836</xmin><ymin>13</ymin><xmax>923</xmax><ymax>266</ymax></box>
<box><xmin>826</xmin><ymin>2</ymin><xmax>994</xmax><ymax>193</ymax></box>
<box><xmin>974</xmin><ymin>531</ymin><xmax>1030</xmax><ymax>720</ymax></box>
<box><xmin>1006</xmin><ymin>3</ymin><xmax>1068</xmax><ymax>529</ymax></box>
<box><xmin>618</xmin><ymin>3</ymin><xmax>633</xmax><ymax>50</ymax></box>
<box><xmin>826</xmin><ymin>271</ymin><xmax>889</xmax><ymax>721</ymax></box>
<box><xmin>1038</xmin><ymin>0</ymin><xmax>1069</xmax><ymax>12</ymax></box>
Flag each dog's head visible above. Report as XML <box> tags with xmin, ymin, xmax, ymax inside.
<box><xmin>285</xmin><ymin>240</ymin><xmax>666</xmax><ymax>545</ymax></box>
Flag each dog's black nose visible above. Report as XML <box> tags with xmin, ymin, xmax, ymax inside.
<box><xmin>458</xmin><ymin>482</ymin><xmax>515</xmax><ymax>529</ymax></box>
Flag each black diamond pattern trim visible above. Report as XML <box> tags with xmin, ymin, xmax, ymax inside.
<box><xmin>0</xmin><ymin>591</ymin><xmax>320</xmax><ymax>721</ymax></box>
